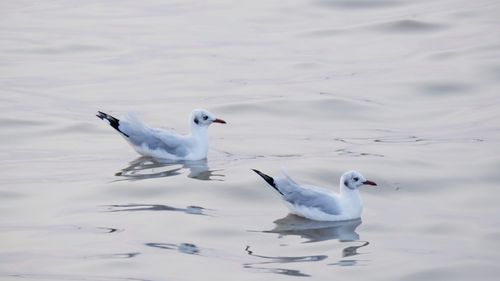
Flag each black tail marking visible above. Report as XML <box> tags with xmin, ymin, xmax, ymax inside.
<box><xmin>96</xmin><ymin>111</ymin><xmax>129</xmax><ymax>138</ymax></box>
<box><xmin>252</xmin><ymin>169</ymin><xmax>284</xmax><ymax>196</ymax></box>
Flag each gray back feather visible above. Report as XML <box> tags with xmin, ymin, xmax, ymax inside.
<box><xmin>119</xmin><ymin>115</ymin><xmax>189</xmax><ymax>157</ymax></box>
<box><xmin>276</xmin><ymin>173</ymin><xmax>341</xmax><ymax>215</ymax></box>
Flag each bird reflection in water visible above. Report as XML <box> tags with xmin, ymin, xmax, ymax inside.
<box><xmin>269</xmin><ymin>215</ymin><xmax>370</xmax><ymax>260</ymax></box>
<box><xmin>265</xmin><ymin>214</ymin><xmax>362</xmax><ymax>243</ymax></box>
<box><xmin>114</xmin><ymin>156</ymin><xmax>224</xmax><ymax>181</ymax></box>
<box><xmin>246</xmin><ymin>215</ymin><xmax>369</xmax><ymax>274</ymax></box>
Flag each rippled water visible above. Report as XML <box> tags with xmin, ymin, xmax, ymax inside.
<box><xmin>1</xmin><ymin>0</ymin><xmax>500</xmax><ymax>280</ymax></box>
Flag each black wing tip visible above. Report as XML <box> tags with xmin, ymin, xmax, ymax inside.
<box><xmin>252</xmin><ymin>169</ymin><xmax>284</xmax><ymax>195</ymax></box>
<box><xmin>96</xmin><ymin>111</ymin><xmax>130</xmax><ymax>138</ymax></box>
<box><xmin>252</xmin><ymin>168</ymin><xmax>266</xmax><ymax>178</ymax></box>
<box><xmin>96</xmin><ymin>111</ymin><xmax>111</xmax><ymax>120</ymax></box>
<box><xmin>96</xmin><ymin>111</ymin><xmax>105</xmax><ymax>119</ymax></box>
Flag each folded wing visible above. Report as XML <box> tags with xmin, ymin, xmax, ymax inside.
<box><xmin>276</xmin><ymin>174</ymin><xmax>341</xmax><ymax>216</ymax></box>
<box><xmin>119</xmin><ymin>114</ymin><xmax>189</xmax><ymax>157</ymax></box>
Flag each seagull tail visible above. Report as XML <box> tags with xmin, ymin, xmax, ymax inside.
<box><xmin>96</xmin><ymin>111</ymin><xmax>129</xmax><ymax>138</ymax></box>
<box><xmin>252</xmin><ymin>169</ymin><xmax>284</xmax><ymax>196</ymax></box>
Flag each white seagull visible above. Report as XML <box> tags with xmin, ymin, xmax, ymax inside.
<box><xmin>252</xmin><ymin>169</ymin><xmax>377</xmax><ymax>221</ymax></box>
<box><xmin>96</xmin><ymin>109</ymin><xmax>226</xmax><ymax>160</ymax></box>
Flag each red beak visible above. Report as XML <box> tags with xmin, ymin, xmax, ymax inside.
<box><xmin>213</xmin><ymin>118</ymin><xmax>226</xmax><ymax>124</ymax></box>
<box><xmin>363</xmin><ymin>180</ymin><xmax>377</xmax><ymax>186</ymax></box>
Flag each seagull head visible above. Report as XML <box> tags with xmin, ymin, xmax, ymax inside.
<box><xmin>341</xmin><ymin>170</ymin><xmax>377</xmax><ymax>190</ymax></box>
<box><xmin>190</xmin><ymin>109</ymin><xmax>226</xmax><ymax>128</ymax></box>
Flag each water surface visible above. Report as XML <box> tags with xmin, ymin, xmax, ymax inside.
<box><xmin>1</xmin><ymin>0</ymin><xmax>500</xmax><ymax>280</ymax></box>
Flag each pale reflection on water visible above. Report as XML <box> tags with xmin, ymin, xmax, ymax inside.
<box><xmin>244</xmin><ymin>214</ymin><xmax>370</xmax><ymax>276</ymax></box>
<box><xmin>115</xmin><ymin>156</ymin><xmax>225</xmax><ymax>181</ymax></box>
<box><xmin>246</xmin><ymin>215</ymin><xmax>369</xmax><ymax>274</ymax></box>
<box><xmin>265</xmin><ymin>214</ymin><xmax>362</xmax><ymax>243</ymax></box>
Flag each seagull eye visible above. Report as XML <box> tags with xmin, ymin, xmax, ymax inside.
<box><xmin>202</xmin><ymin>115</ymin><xmax>208</xmax><ymax>120</ymax></box>
<box><xmin>353</xmin><ymin>177</ymin><xmax>359</xmax><ymax>181</ymax></box>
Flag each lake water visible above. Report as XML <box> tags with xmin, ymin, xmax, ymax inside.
<box><xmin>1</xmin><ymin>0</ymin><xmax>500</xmax><ymax>280</ymax></box>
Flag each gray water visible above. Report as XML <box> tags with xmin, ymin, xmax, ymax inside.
<box><xmin>1</xmin><ymin>0</ymin><xmax>500</xmax><ymax>280</ymax></box>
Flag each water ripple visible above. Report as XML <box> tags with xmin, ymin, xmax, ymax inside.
<box><xmin>373</xmin><ymin>19</ymin><xmax>446</xmax><ymax>33</ymax></box>
<box><xmin>145</xmin><ymin>242</ymin><xmax>200</xmax><ymax>255</ymax></box>
<box><xmin>85</xmin><ymin>252</ymin><xmax>141</xmax><ymax>260</ymax></box>
<box><xmin>243</xmin><ymin>245</ymin><xmax>326</xmax><ymax>277</ymax></box>
<box><xmin>3</xmin><ymin>44</ymin><xmax>113</xmax><ymax>55</ymax></box>
<box><xmin>103</xmin><ymin>204</ymin><xmax>208</xmax><ymax>216</ymax></box>
<box><xmin>0</xmin><ymin>273</ymin><xmax>152</xmax><ymax>281</ymax></box>
<box><xmin>316</xmin><ymin>0</ymin><xmax>405</xmax><ymax>9</ymax></box>
<box><xmin>242</xmin><ymin>265</ymin><xmax>311</xmax><ymax>277</ymax></box>
<box><xmin>0</xmin><ymin>225</ymin><xmax>123</xmax><ymax>235</ymax></box>
<box><xmin>417</xmin><ymin>82</ymin><xmax>474</xmax><ymax>95</ymax></box>
<box><xmin>244</xmin><ymin>246</ymin><xmax>328</xmax><ymax>263</ymax></box>
<box><xmin>335</xmin><ymin>135</ymin><xmax>484</xmax><ymax>145</ymax></box>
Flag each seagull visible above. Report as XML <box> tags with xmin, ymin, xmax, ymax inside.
<box><xmin>96</xmin><ymin>109</ymin><xmax>226</xmax><ymax>160</ymax></box>
<box><xmin>252</xmin><ymin>169</ymin><xmax>377</xmax><ymax>221</ymax></box>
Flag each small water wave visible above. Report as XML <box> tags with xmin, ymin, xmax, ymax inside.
<box><xmin>243</xmin><ymin>245</ymin><xmax>327</xmax><ymax>277</ymax></box>
<box><xmin>417</xmin><ymin>82</ymin><xmax>474</xmax><ymax>96</ymax></box>
<box><xmin>372</xmin><ymin>19</ymin><xmax>446</xmax><ymax>33</ymax></box>
<box><xmin>335</xmin><ymin>148</ymin><xmax>385</xmax><ymax>158</ymax></box>
<box><xmin>0</xmin><ymin>224</ymin><xmax>123</xmax><ymax>235</ymax></box>
<box><xmin>315</xmin><ymin>0</ymin><xmax>405</xmax><ymax>9</ymax></box>
<box><xmin>242</xmin><ymin>265</ymin><xmax>311</xmax><ymax>277</ymax></box>
<box><xmin>373</xmin><ymin>135</ymin><xmax>484</xmax><ymax>144</ymax></box>
<box><xmin>328</xmin><ymin>258</ymin><xmax>369</xmax><ymax>266</ymax></box>
<box><xmin>211</xmin><ymin>149</ymin><xmax>303</xmax><ymax>165</ymax></box>
<box><xmin>0</xmin><ymin>273</ymin><xmax>152</xmax><ymax>281</ymax></box>
<box><xmin>0</xmin><ymin>118</ymin><xmax>46</xmax><ymax>128</ymax></box>
<box><xmin>85</xmin><ymin>252</ymin><xmax>140</xmax><ymax>260</ymax></box>
<box><xmin>342</xmin><ymin>241</ymin><xmax>370</xmax><ymax>257</ymax></box>
<box><xmin>145</xmin><ymin>242</ymin><xmax>200</xmax><ymax>255</ymax></box>
<box><xmin>245</xmin><ymin>246</ymin><xmax>328</xmax><ymax>263</ymax></box>
<box><xmin>301</xmin><ymin>19</ymin><xmax>445</xmax><ymax>38</ymax></box>
<box><xmin>102</xmin><ymin>203</ymin><xmax>208</xmax><ymax>216</ymax></box>
<box><xmin>3</xmin><ymin>44</ymin><xmax>113</xmax><ymax>55</ymax></box>
<box><xmin>335</xmin><ymin>135</ymin><xmax>484</xmax><ymax>145</ymax></box>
